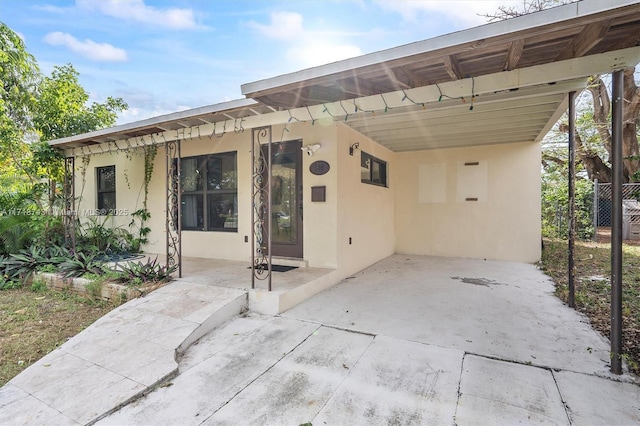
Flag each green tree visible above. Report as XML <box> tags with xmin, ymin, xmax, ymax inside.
<box><xmin>1</xmin><ymin>22</ymin><xmax>127</xmax><ymax>200</ymax></box>
<box><xmin>34</xmin><ymin>64</ymin><xmax>126</xmax><ymax>142</ymax></box>
<box><xmin>0</xmin><ymin>22</ymin><xmax>128</xmax><ymax>254</ymax></box>
<box><xmin>0</xmin><ymin>22</ymin><xmax>40</xmax><ymax>183</ymax></box>
<box><xmin>485</xmin><ymin>1</ymin><xmax>640</xmax><ymax>183</ymax></box>
<box><xmin>31</xmin><ymin>64</ymin><xmax>127</xmax><ymax>187</ymax></box>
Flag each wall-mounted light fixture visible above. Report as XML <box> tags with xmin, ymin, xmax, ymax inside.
<box><xmin>301</xmin><ymin>143</ymin><xmax>321</xmax><ymax>156</ymax></box>
<box><xmin>349</xmin><ymin>142</ymin><xmax>360</xmax><ymax>156</ymax></box>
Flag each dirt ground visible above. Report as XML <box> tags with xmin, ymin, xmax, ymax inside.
<box><xmin>540</xmin><ymin>239</ymin><xmax>640</xmax><ymax>375</ymax></box>
<box><xmin>0</xmin><ymin>286</ymin><xmax>114</xmax><ymax>386</ymax></box>
<box><xmin>595</xmin><ymin>226</ymin><xmax>640</xmax><ymax>246</ymax></box>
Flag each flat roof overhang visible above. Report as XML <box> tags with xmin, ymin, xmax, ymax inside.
<box><xmin>241</xmin><ymin>0</ymin><xmax>640</xmax><ymax>109</ymax></box>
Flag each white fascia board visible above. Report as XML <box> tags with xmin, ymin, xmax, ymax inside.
<box><xmin>48</xmin><ymin>98</ymin><xmax>259</xmax><ymax>147</ymax></box>
<box><xmin>241</xmin><ymin>0</ymin><xmax>638</xmax><ymax>95</ymax></box>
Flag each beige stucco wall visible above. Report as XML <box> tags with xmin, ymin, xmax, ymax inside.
<box><xmin>74</xmin><ymin>127</ymin><xmax>540</xmax><ymax>268</ymax></box>
<box><xmin>77</xmin><ymin>120</ymin><xmax>341</xmax><ymax>267</ymax></box>
<box><xmin>145</xmin><ymin>133</ymin><xmax>252</xmax><ymax>260</ymax></box>
<box><xmin>336</xmin><ymin>124</ymin><xmax>396</xmax><ymax>273</ymax></box>
<box><xmin>393</xmin><ymin>141</ymin><xmax>541</xmax><ymax>263</ymax></box>
<box><xmin>74</xmin><ymin>149</ymin><xmax>146</xmax><ymax>232</ymax></box>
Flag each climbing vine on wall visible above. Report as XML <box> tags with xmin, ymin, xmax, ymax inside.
<box><xmin>128</xmin><ymin>144</ymin><xmax>157</xmax><ymax>252</ymax></box>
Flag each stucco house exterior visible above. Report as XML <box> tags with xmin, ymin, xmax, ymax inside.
<box><xmin>48</xmin><ymin>0</ymin><xmax>640</xmax><ymax>312</ymax></box>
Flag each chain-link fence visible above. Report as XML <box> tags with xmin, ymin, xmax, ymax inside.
<box><xmin>593</xmin><ymin>181</ymin><xmax>640</xmax><ymax>242</ymax></box>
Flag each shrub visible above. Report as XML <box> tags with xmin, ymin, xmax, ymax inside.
<box><xmin>541</xmin><ymin>171</ymin><xmax>594</xmax><ymax>240</ymax></box>
<box><xmin>119</xmin><ymin>257</ymin><xmax>177</xmax><ymax>286</ymax></box>
<box><xmin>1</xmin><ymin>246</ymin><xmax>63</xmax><ymax>285</ymax></box>
<box><xmin>58</xmin><ymin>252</ymin><xmax>105</xmax><ymax>278</ymax></box>
<box><xmin>30</xmin><ymin>278</ymin><xmax>48</xmax><ymax>292</ymax></box>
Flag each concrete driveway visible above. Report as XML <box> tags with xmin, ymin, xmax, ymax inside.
<box><xmin>98</xmin><ymin>255</ymin><xmax>640</xmax><ymax>426</ymax></box>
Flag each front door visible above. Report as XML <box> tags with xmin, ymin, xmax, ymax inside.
<box><xmin>267</xmin><ymin>140</ymin><xmax>303</xmax><ymax>258</ymax></box>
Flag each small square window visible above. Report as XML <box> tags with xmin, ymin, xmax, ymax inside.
<box><xmin>97</xmin><ymin>166</ymin><xmax>116</xmax><ymax>213</ymax></box>
<box><xmin>361</xmin><ymin>152</ymin><xmax>387</xmax><ymax>187</ymax></box>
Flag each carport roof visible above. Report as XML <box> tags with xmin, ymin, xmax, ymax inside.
<box><xmin>49</xmin><ymin>0</ymin><xmax>640</xmax><ymax>153</ymax></box>
<box><xmin>241</xmin><ymin>1</ymin><xmax>640</xmax><ymax>108</ymax></box>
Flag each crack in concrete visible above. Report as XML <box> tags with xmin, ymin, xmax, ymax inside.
<box><xmin>551</xmin><ymin>369</ymin><xmax>575</xmax><ymax>425</ymax></box>
<box><xmin>452</xmin><ymin>352</ymin><xmax>467</xmax><ymax>426</ymax></box>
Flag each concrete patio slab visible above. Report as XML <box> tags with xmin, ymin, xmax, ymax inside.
<box><xmin>284</xmin><ymin>255</ymin><xmax>616</xmax><ymax>376</ymax></box>
<box><xmin>554</xmin><ymin>370</ymin><xmax>640</xmax><ymax>425</ymax></box>
<box><xmin>202</xmin><ymin>326</ymin><xmax>374</xmax><ymax>426</ymax></box>
<box><xmin>313</xmin><ymin>335</ymin><xmax>463</xmax><ymax>425</ymax></box>
<box><xmin>455</xmin><ymin>355</ymin><xmax>568</xmax><ymax>425</ymax></box>
<box><xmin>0</xmin><ymin>389</ymin><xmax>77</xmax><ymax>426</ymax></box>
<box><xmin>98</xmin><ymin>315</ymin><xmax>320</xmax><ymax>426</ymax></box>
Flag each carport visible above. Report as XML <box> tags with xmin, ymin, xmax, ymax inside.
<box><xmin>241</xmin><ymin>0</ymin><xmax>640</xmax><ymax>374</ymax></box>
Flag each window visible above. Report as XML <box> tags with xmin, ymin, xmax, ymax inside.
<box><xmin>180</xmin><ymin>152</ymin><xmax>237</xmax><ymax>232</ymax></box>
<box><xmin>97</xmin><ymin>166</ymin><xmax>116</xmax><ymax>213</ymax></box>
<box><xmin>361</xmin><ymin>152</ymin><xmax>387</xmax><ymax>187</ymax></box>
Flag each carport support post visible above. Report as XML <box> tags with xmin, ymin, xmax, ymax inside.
<box><xmin>610</xmin><ymin>69</ymin><xmax>624</xmax><ymax>375</ymax></box>
<box><xmin>568</xmin><ymin>91</ymin><xmax>576</xmax><ymax>309</ymax></box>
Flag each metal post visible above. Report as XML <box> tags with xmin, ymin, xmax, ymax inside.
<box><xmin>166</xmin><ymin>140</ymin><xmax>182</xmax><ymax>278</ymax></box>
<box><xmin>63</xmin><ymin>157</ymin><xmax>76</xmax><ymax>252</ymax></box>
<box><xmin>593</xmin><ymin>179</ymin><xmax>599</xmax><ymax>242</ymax></box>
<box><xmin>266</xmin><ymin>134</ymin><xmax>272</xmax><ymax>291</ymax></box>
<box><xmin>568</xmin><ymin>91</ymin><xmax>576</xmax><ymax>309</ymax></box>
<box><xmin>610</xmin><ymin>69</ymin><xmax>624</xmax><ymax>375</ymax></box>
<box><xmin>251</xmin><ymin>126</ymin><xmax>272</xmax><ymax>290</ymax></box>
<box><xmin>251</xmin><ymin>135</ymin><xmax>256</xmax><ymax>289</ymax></box>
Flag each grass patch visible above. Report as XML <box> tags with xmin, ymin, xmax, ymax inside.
<box><xmin>540</xmin><ymin>239</ymin><xmax>640</xmax><ymax>374</ymax></box>
<box><xmin>0</xmin><ymin>286</ymin><xmax>115</xmax><ymax>386</ymax></box>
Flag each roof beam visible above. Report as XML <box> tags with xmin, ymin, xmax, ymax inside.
<box><xmin>443</xmin><ymin>55</ymin><xmax>463</xmax><ymax>80</ymax></box>
<box><xmin>503</xmin><ymin>39</ymin><xmax>525</xmax><ymax>71</ymax></box>
<box><xmin>621</xmin><ymin>25</ymin><xmax>640</xmax><ymax>49</ymax></box>
<box><xmin>388</xmin><ymin>66</ymin><xmax>429</xmax><ymax>89</ymax></box>
<box><xmin>336</xmin><ymin>77</ymin><xmax>377</xmax><ymax>97</ymax></box>
<box><xmin>556</xmin><ymin>19</ymin><xmax>611</xmax><ymax>61</ymax></box>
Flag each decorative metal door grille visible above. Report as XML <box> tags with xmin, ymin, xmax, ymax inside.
<box><xmin>63</xmin><ymin>157</ymin><xmax>76</xmax><ymax>252</ymax></box>
<box><xmin>251</xmin><ymin>126</ymin><xmax>272</xmax><ymax>290</ymax></box>
<box><xmin>166</xmin><ymin>140</ymin><xmax>182</xmax><ymax>277</ymax></box>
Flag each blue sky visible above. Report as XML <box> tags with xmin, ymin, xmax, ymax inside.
<box><xmin>0</xmin><ymin>0</ymin><xmax>522</xmax><ymax>124</ymax></box>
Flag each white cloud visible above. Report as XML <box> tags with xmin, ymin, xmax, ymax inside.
<box><xmin>374</xmin><ymin>0</ymin><xmax>524</xmax><ymax>27</ymax></box>
<box><xmin>287</xmin><ymin>43</ymin><xmax>363</xmax><ymax>68</ymax></box>
<box><xmin>246</xmin><ymin>11</ymin><xmax>304</xmax><ymax>40</ymax></box>
<box><xmin>247</xmin><ymin>11</ymin><xmax>363</xmax><ymax>69</ymax></box>
<box><xmin>76</xmin><ymin>0</ymin><xmax>199</xmax><ymax>30</ymax></box>
<box><xmin>44</xmin><ymin>32</ymin><xmax>128</xmax><ymax>62</ymax></box>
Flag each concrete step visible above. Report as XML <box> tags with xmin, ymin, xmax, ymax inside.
<box><xmin>270</xmin><ymin>256</ymin><xmax>308</xmax><ymax>268</ymax></box>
